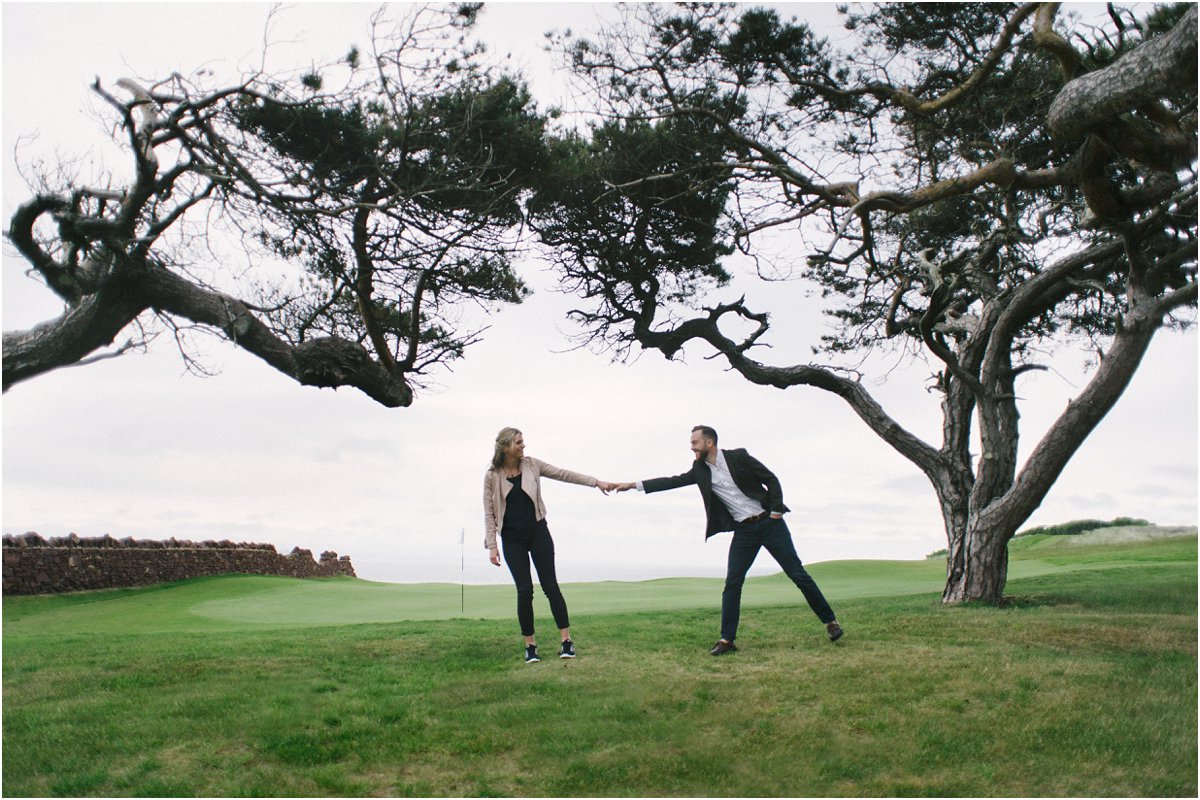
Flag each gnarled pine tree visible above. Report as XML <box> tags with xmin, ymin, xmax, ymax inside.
<box><xmin>4</xmin><ymin>4</ymin><xmax>544</xmax><ymax>407</ymax></box>
<box><xmin>535</xmin><ymin>2</ymin><xmax>1196</xmax><ymax>602</ymax></box>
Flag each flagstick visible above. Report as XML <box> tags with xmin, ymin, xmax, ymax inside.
<box><xmin>460</xmin><ymin>528</ymin><xmax>465</xmax><ymax>615</ymax></box>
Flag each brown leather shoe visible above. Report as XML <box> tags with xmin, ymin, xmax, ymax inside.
<box><xmin>709</xmin><ymin>639</ymin><xmax>738</xmax><ymax>656</ymax></box>
<box><xmin>826</xmin><ymin>621</ymin><xmax>844</xmax><ymax>642</ymax></box>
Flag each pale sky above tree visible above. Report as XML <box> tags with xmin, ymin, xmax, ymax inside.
<box><xmin>3</xmin><ymin>2</ymin><xmax>1195</xmax><ymax>585</ymax></box>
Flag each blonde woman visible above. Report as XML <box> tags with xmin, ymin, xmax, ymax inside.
<box><xmin>484</xmin><ymin>427</ymin><xmax>615</xmax><ymax>663</ymax></box>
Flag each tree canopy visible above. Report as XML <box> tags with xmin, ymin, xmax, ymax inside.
<box><xmin>4</xmin><ymin>4</ymin><xmax>545</xmax><ymax>406</ymax></box>
<box><xmin>535</xmin><ymin>1</ymin><xmax>1196</xmax><ymax>601</ymax></box>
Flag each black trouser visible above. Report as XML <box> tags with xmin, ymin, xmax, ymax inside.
<box><xmin>721</xmin><ymin>515</ymin><xmax>836</xmax><ymax>641</ymax></box>
<box><xmin>501</xmin><ymin>519</ymin><xmax>570</xmax><ymax>637</ymax></box>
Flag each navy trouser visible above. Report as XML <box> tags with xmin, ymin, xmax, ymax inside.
<box><xmin>501</xmin><ymin>520</ymin><xmax>570</xmax><ymax>637</ymax></box>
<box><xmin>721</xmin><ymin>515</ymin><xmax>835</xmax><ymax>642</ymax></box>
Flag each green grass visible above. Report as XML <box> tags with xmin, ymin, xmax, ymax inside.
<box><xmin>1</xmin><ymin>561</ymin><xmax>952</xmax><ymax>634</ymax></box>
<box><xmin>3</xmin><ymin>534</ymin><xmax>1196</xmax><ymax>797</ymax></box>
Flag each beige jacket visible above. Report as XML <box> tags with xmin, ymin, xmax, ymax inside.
<box><xmin>483</xmin><ymin>456</ymin><xmax>598</xmax><ymax>550</ymax></box>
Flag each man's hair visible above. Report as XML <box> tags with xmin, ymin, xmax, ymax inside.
<box><xmin>692</xmin><ymin>425</ymin><xmax>718</xmax><ymax>444</ymax></box>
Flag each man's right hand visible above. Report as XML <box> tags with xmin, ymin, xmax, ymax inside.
<box><xmin>489</xmin><ymin>548</ymin><xmax>501</xmax><ymax>566</ymax></box>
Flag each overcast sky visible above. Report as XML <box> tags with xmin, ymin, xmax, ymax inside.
<box><xmin>3</xmin><ymin>2</ymin><xmax>1196</xmax><ymax>587</ymax></box>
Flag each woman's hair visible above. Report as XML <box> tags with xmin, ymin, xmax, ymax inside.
<box><xmin>491</xmin><ymin>427</ymin><xmax>523</xmax><ymax>470</ymax></box>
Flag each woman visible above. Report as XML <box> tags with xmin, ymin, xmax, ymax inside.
<box><xmin>483</xmin><ymin>427</ymin><xmax>614</xmax><ymax>663</ymax></box>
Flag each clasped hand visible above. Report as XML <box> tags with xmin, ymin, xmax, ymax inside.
<box><xmin>596</xmin><ymin>481</ymin><xmax>635</xmax><ymax>495</ymax></box>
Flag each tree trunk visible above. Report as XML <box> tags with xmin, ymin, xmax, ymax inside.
<box><xmin>942</xmin><ymin>511</ymin><xmax>1014</xmax><ymax>604</ymax></box>
<box><xmin>931</xmin><ymin>459</ymin><xmax>1017</xmax><ymax>605</ymax></box>
<box><xmin>1</xmin><ymin>282</ymin><xmax>146</xmax><ymax>390</ymax></box>
<box><xmin>937</xmin><ymin>284</ymin><xmax>1187</xmax><ymax>603</ymax></box>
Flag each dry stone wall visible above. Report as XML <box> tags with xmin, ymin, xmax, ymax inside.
<box><xmin>2</xmin><ymin>533</ymin><xmax>356</xmax><ymax>595</ymax></box>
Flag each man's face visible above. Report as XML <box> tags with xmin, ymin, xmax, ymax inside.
<box><xmin>690</xmin><ymin>430</ymin><xmax>714</xmax><ymax>461</ymax></box>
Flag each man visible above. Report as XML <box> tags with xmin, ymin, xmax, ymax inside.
<box><xmin>615</xmin><ymin>425</ymin><xmax>843</xmax><ymax>655</ymax></box>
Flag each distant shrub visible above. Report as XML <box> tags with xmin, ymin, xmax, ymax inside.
<box><xmin>1015</xmin><ymin>517</ymin><xmax>1151</xmax><ymax>538</ymax></box>
<box><xmin>926</xmin><ymin>518</ymin><xmax>1153</xmax><ymax>558</ymax></box>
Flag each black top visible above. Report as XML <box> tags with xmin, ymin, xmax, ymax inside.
<box><xmin>501</xmin><ymin>474</ymin><xmax>538</xmax><ymax>534</ymax></box>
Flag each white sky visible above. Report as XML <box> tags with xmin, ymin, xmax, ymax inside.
<box><xmin>3</xmin><ymin>2</ymin><xmax>1196</xmax><ymax>586</ymax></box>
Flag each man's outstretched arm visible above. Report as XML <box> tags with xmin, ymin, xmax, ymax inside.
<box><xmin>615</xmin><ymin>470</ymin><xmax>697</xmax><ymax>494</ymax></box>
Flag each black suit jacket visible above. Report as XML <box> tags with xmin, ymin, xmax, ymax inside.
<box><xmin>642</xmin><ymin>448</ymin><xmax>790</xmax><ymax>539</ymax></box>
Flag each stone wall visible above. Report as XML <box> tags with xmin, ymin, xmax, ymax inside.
<box><xmin>2</xmin><ymin>533</ymin><xmax>356</xmax><ymax>596</ymax></box>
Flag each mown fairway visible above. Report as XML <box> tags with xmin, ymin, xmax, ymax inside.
<box><xmin>3</xmin><ymin>533</ymin><xmax>1196</xmax><ymax>797</ymax></box>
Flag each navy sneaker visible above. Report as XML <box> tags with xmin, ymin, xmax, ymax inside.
<box><xmin>826</xmin><ymin>621</ymin><xmax>844</xmax><ymax>643</ymax></box>
<box><xmin>559</xmin><ymin>639</ymin><xmax>576</xmax><ymax>659</ymax></box>
<box><xmin>524</xmin><ymin>644</ymin><xmax>540</xmax><ymax>663</ymax></box>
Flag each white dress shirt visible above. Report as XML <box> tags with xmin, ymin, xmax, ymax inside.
<box><xmin>706</xmin><ymin>450</ymin><xmax>767</xmax><ymax>522</ymax></box>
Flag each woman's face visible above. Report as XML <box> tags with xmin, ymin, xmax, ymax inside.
<box><xmin>505</xmin><ymin>433</ymin><xmax>525</xmax><ymax>462</ymax></box>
